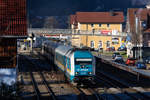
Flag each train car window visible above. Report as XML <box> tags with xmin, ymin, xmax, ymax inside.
<box><xmin>66</xmin><ymin>58</ymin><xmax>70</xmax><ymax>69</ymax></box>
<box><xmin>63</xmin><ymin>56</ymin><xmax>66</xmax><ymax>66</ymax></box>
<box><xmin>75</xmin><ymin>58</ymin><xmax>92</xmax><ymax>65</ymax></box>
<box><xmin>56</xmin><ymin>53</ymin><xmax>58</xmax><ymax>60</ymax></box>
<box><xmin>58</xmin><ymin>54</ymin><xmax>65</xmax><ymax>66</ymax></box>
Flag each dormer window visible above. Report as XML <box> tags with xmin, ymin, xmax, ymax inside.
<box><xmin>99</xmin><ymin>24</ymin><xmax>101</xmax><ymax>27</ymax></box>
<box><xmin>107</xmin><ymin>24</ymin><xmax>110</xmax><ymax>27</ymax></box>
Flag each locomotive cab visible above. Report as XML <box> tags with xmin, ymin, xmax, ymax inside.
<box><xmin>73</xmin><ymin>51</ymin><xmax>95</xmax><ymax>82</ymax></box>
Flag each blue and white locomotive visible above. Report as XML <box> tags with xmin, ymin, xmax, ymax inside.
<box><xmin>42</xmin><ymin>40</ymin><xmax>95</xmax><ymax>83</ymax></box>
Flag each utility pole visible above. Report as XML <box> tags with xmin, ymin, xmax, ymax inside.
<box><xmin>135</xmin><ymin>12</ymin><xmax>142</xmax><ymax>61</ymax></box>
<box><xmin>139</xmin><ymin>20</ymin><xmax>142</xmax><ymax>61</ymax></box>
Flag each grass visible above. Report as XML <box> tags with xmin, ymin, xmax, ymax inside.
<box><xmin>119</xmin><ymin>51</ymin><xmax>127</xmax><ymax>59</ymax></box>
<box><xmin>92</xmin><ymin>51</ymin><xmax>127</xmax><ymax>59</ymax></box>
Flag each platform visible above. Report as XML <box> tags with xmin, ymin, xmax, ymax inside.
<box><xmin>95</xmin><ymin>55</ymin><xmax>150</xmax><ymax>80</ymax></box>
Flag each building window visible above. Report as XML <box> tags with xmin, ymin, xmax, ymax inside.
<box><xmin>107</xmin><ymin>24</ymin><xmax>110</xmax><ymax>27</ymax></box>
<box><xmin>112</xmin><ymin>37</ymin><xmax>119</xmax><ymax>45</ymax></box>
<box><xmin>99</xmin><ymin>24</ymin><xmax>102</xmax><ymax>27</ymax></box>
<box><xmin>86</xmin><ymin>24</ymin><xmax>88</xmax><ymax>30</ymax></box>
<box><xmin>91</xmin><ymin>24</ymin><xmax>94</xmax><ymax>27</ymax></box>
<box><xmin>92</xmin><ymin>29</ymin><xmax>95</xmax><ymax>34</ymax></box>
<box><xmin>98</xmin><ymin>41</ymin><xmax>102</xmax><ymax>49</ymax></box>
<box><xmin>106</xmin><ymin>41</ymin><xmax>110</xmax><ymax>48</ymax></box>
<box><xmin>90</xmin><ymin>41</ymin><xmax>94</xmax><ymax>48</ymax></box>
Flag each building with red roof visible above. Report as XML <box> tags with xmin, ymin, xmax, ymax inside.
<box><xmin>70</xmin><ymin>12</ymin><xmax>125</xmax><ymax>51</ymax></box>
<box><xmin>70</xmin><ymin>11</ymin><xmax>124</xmax><ymax>35</ymax></box>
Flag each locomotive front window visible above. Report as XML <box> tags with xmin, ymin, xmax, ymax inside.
<box><xmin>75</xmin><ymin>58</ymin><xmax>92</xmax><ymax>65</ymax></box>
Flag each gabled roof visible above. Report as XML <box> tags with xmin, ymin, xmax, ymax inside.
<box><xmin>144</xmin><ymin>28</ymin><xmax>150</xmax><ymax>33</ymax></box>
<box><xmin>75</xmin><ymin>12</ymin><xmax>124</xmax><ymax>23</ymax></box>
<box><xmin>70</xmin><ymin>15</ymin><xmax>76</xmax><ymax>24</ymax></box>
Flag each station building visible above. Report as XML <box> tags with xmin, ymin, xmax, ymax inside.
<box><xmin>70</xmin><ymin>12</ymin><xmax>125</xmax><ymax>50</ymax></box>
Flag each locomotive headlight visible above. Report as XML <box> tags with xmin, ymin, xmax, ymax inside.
<box><xmin>88</xmin><ymin>72</ymin><xmax>92</xmax><ymax>75</ymax></box>
<box><xmin>75</xmin><ymin>72</ymin><xmax>79</xmax><ymax>75</ymax></box>
<box><xmin>81</xmin><ymin>65</ymin><xmax>85</xmax><ymax>68</ymax></box>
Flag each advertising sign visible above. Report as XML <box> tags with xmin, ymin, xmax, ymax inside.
<box><xmin>100</xmin><ymin>30</ymin><xmax>112</xmax><ymax>35</ymax></box>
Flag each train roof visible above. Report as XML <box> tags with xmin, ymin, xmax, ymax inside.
<box><xmin>43</xmin><ymin>40</ymin><xmax>61</xmax><ymax>49</ymax></box>
<box><xmin>55</xmin><ymin>45</ymin><xmax>72</xmax><ymax>56</ymax></box>
<box><xmin>55</xmin><ymin>45</ymin><xmax>93</xmax><ymax>57</ymax></box>
<box><xmin>43</xmin><ymin>40</ymin><xmax>93</xmax><ymax>57</ymax></box>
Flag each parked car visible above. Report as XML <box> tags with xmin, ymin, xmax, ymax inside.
<box><xmin>143</xmin><ymin>56</ymin><xmax>150</xmax><ymax>64</ymax></box>
<box><xmin>136</xmin><ymin>61</ymin><xmax>146</xmax><ymax>69</ymax></box>
<box><xmin>114</xmin><ymin>59</ymin><xmax>125</xmax><ymax>64</ymax></box>
<box><xmin>114</xmin><ymin>55</ymin><xmax>123</xmax><ymax>60</ymax></box>
<box><xmin>117</xmin><ymin>47</ymin><xmax>127</xmax><ymax>51</ymax></box>
<box><xmin>106</xmin><ymin>47</ymin><xmax>115</xmax><ymax>51</ymax></box>
<box><xmin>112</xmin><ymin>52</ymin><xmax>120</xmax><ymax>59</ymax></box>
<box><xmin>126</xmin><ymin>58</ymin><xmax>136</xmax><ymax>66</ymax></box>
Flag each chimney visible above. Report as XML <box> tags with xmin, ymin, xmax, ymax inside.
<box><xmin>110</xmin><ymin>10</ymin><xmax>115</xmax><ymax>16</ymax></box>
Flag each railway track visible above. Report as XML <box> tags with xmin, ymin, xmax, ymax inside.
<box><xmin>24</xmin><ymin>53</ymin><xmax>95</xmax><ymax>100</ymax></box>
<box><xmin>25</xmin><ymin>49</ymin><xmax>150</xmax><ymax>100</ymax></box>
<box><xmin>96</xmin><ymin>70</ymin><xmax>150</xmax><ymax>100</ymax></box>
<box><xmin>66</xmin><ymin>81</ymin><xmax>101</xmax><ymax>100</ymax></box>
<box><xmin>87</xmin><ymin>87</ymin><xmax>102</xmax><ymax>100</ymax></box>
<box><xmin>34</xmin><ymin>49</ymin><xmax>148</xmax><ymax>100</ymax></box>
<box><xmin>24</xmin><ymin>55</ymin><xmax>58</xmax><ymax>100</ymax></box>
<box><xmin>34</xmin><ymin>49</ymin><xmax>102</xmax><ymax>100</ymax></box>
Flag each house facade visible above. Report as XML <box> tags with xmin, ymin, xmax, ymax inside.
<box><xmin>71</xmin><ymin>35</ymin><xmax>123</xmax><ymax>51</ymax></box>
<box><xmin>70</xmin><ymin>12</ymin><xmax>125</xmax><ymax>50</ymax></box>
<box><xmin>70</xmin><ymin>12</ymin><xmax>124</xmax><ymax>35</ymax></box>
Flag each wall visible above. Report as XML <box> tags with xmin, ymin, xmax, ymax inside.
<box><xmin>71</xmin><ymin>35</ymin><xmax>122</xmax><ymax>50</ymax></box>
<box><xmin>0</xmin><ymin>38</ymin><xmax>17</xmax><ymax>68</ymax></box>
<box><xmin>79</xmin><ymin>23</ymin><xmax>122</xmax><ymax>32</ymax></box>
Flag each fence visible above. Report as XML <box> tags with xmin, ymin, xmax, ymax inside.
<box><xmin>28</xmin><ymin>28</ymin><xmax>127</xmax><ymax>37</ymax></box>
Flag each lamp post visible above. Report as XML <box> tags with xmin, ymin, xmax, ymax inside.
<box><xmin>139</xmin><ymin>20</ymin><xmax>142</xmax><ymax>61</ymax></box>
<box><xmin>135</xmin><ymin>12</ymin><xmax>142</xmax><ymax>61</ymax></box>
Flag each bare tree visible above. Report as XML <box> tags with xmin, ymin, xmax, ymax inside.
<box><xmin>44</xmin><ymin>16</ymin><xmax>59</xmax><ymax>29</ymax></box>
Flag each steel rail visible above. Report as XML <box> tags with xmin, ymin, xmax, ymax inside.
<box><xmin>97</xmin><ymin>70</ymin><xmax>150</xmax><ymax>100</ymax></box>
<box><xmin>24</xmin><ymin>55</ymin><xmax>57</xmax><ymax>100</ymax></box>
<box><xmin>39</xmin><ymin>71</ymin><xmax>57</xmax><ymax>100</ymax></box>
<box><xmin>29</xmin><ymin>71</ymin><xmax>41</xmax><ymax>100</ymax></box>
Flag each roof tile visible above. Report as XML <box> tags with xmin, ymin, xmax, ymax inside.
<box><xmin>75</xmin><ymin>12</ymin><xmax>124</xmax><ymax>23</ymax></box>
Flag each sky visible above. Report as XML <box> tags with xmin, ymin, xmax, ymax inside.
<box><xmin>28</xmin><ymin>0</ymin><xmax>150</xmax><ymax>28</ymax></box>
<box><xmin>28</xmin><ymin>0</ymin><xmax>150</xmax><ymax>16</ymax></box>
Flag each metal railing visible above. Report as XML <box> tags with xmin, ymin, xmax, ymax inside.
<box><xmin>28</xmin><ymin>28</ymin><xmax>127</xmax><ymax>37</ymax></box>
